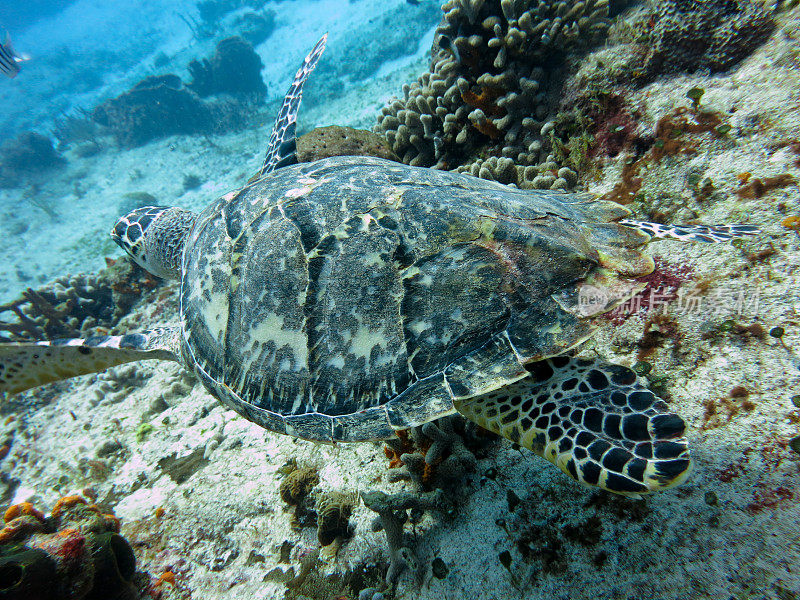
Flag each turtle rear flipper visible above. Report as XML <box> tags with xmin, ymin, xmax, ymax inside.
<box><xmin>619</xmin><ymin>219</ymin><xmax>759</xmax><ymax>243</ymax></box>
<box><xmin>0</xmin><ymin>328</ymin><xmax>181</xmax><ymax>395</ymax></box>
<box><xmin>455</xmin><ymin>356</ymin><xmax>691</xmax><ymax>497</ymax></box>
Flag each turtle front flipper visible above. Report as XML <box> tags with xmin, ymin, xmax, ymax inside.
<box><xmin>258</xmin><ymin>33</ymin><xmax>328</xmax><ymax>177</ymax></box>
<box><xmin>454</xmin><ymin>356</ymin><xmax>692</xmax><ymax>497</ymax></box>
<box><xmin>0</xmin><ymin>328</ymin><xmax>181</xmax><ymax>395</ymax></box>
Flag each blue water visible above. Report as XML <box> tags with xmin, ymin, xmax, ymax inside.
<box><xmin>0</xmin><ymin>0</ymin><xmax>439</xmax><ymax>303</ymax></box>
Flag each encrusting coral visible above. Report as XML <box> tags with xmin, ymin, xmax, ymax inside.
<box><xmin>314</xmin><ymin>491</ymin><xmax>356</xmax><ymax>547</ymax></box>
<box><xmin>376</xmin><ymin>0</ymin><xmax>610</xmax><ymax>187</ymax></box>
<box><xmin>279</xmin><ymin>465</ymin><xmax>321</xmax><ymax>507</ymax></box>
<box><xmin>297</xmin><ymin>126</ymin><xmax>400</xmax><ymax>163</ymax></box>
<box><xmin>0</xmin><ymin>495</ymin><xmax>144</xmax><ymax>599</ymax></box>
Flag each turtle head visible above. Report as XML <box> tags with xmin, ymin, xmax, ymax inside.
<box><xmin>111</xmin><ymin>206</ymin><xmax>197</xmax><ymax>279</ymax></box>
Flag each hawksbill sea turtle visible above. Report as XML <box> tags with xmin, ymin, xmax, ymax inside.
<box><xmin>0</xmin><ymin>35</ymin><xmax>757</xmax><ymax>497</ymax></box>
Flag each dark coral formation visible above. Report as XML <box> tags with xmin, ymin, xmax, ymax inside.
<box><xmin>643</xmin><ymin>0</ymin><xmax>774</xmax><ymax>76</ymax></box>
<box><xmin>376</xmin><ymin>0</ymin><xmax>610</xmax><ymax>186</ymax></box>
<box><xmin>0</xmin><ymin>259</ymin><xmax>160</xmax><ymax>343</ymax></box>
<box><xmin>297</xmin><ymin>126</ymin><xmax>400</xmax><ymax>163</ymax></box>
<box><xmin>187</xmin><ymin>36</ymin><xmax>267</xmax><ymax>100</ymax></box>
<box><xmin>91</xmin><ymin>37</ymin><xmax>262</xmax><ymax>148</ymax></box>
<box><xmin>0</xmin><ymin>132</ymin><xmax>66</xmax><ymax>188</ymax></box>
<box><xmin>0</xmin><ymin>496</ymin><xmax>143</xmax><ymax>599</ymax></box>
<box><xmin>91</xmin><ymin>77</ymin><xmax>213</xmax><ymax>147</ymax></box>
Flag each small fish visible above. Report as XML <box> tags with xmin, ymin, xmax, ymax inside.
<box><xmin>437</xmin><ymin>34</ymin><xmax>461</xmax><ymax>63</ymax></box>
<box><xmin>1</xmin><ymin>33</ymin><xmax>30</xmax><ymax>79</ymax></box>
<box><xmin>406</xmin><ymin>0</ymin><xmax>420</xmax><ymax>5</ymax></box>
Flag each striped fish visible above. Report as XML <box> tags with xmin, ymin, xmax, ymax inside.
<box><xmin>1</xmin><ymin>33</ymin><xmax>29</xmax><ymax>79</ymax></box>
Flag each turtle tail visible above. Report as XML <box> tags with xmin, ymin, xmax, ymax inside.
<box><xmin>618</xmin><ymin>219</ymin><xmax>759</xmax><ymax>243</ymax></box>
<box><xmin>0</xmin><ymin>328</ymin><xmax>180</xmax><ymax>395</ymax></box>
<box><xmin>455</xmin><ymin>356</ymin><xmax>692</xmax><ymax>497</ymax></box>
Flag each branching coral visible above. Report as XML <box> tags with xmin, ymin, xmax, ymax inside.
<box><xmin>360</xmin><ymin>489</ymin><xmax>452</xmax><ymax>588</ymax></box>
<box><xmin>383</xmin><ymin>416</ymin><xmax>481</xmax><ymax>489</ymax></box>
<box><xmin>0</xmin><ymin>259</ymin><xmax>159</xmax><ymax>342</ymax></box>
<box><xmin>376</xmin><ymin>0</ymin><xmax>610</xmax><ymax>187</ymax></box>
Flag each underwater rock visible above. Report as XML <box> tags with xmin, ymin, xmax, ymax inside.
<box><xmin>376</xmin><ymin>0</ymin><xmax>611</xmax><ymax>185</ymax></box>
<box><xmin>0</xmin><ymin>132</ymin><xmax>66</xmax><ymax>188</ymax></box>
<box><xmin>187</xmin><ymin>36</ymin><xmax>267</xmax><ymax>100</ymax></box>
<box><xmin>117</xmin><ymin>192</ymin><xmax>160</xmax><ymax>216</ymax></box>
<box><xmin>233</xmin><ymin>10</ymin><xmax>277</xmax><ymax>47</ymax></box>
<box><xmin>643</xmin><ymin>0</ymin><xmax>774</xmax><ymax>76</ymax></box>
<box><xmin>0</xmin><ymin>259</ymin><xmax>160</xmax><ymax>343</ymax></box>
<box><xmin>0</xmin><ymin>496</ymin><xmax>138</xmax><ymax>599</ymax></box>
<box><xmin>297</xmin><ymin>126</ymin><xmax>400</xmax><ymax>163</ymax></box>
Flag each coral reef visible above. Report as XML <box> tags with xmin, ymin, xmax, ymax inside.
<box><xmin>0</xmin><ymin>495</ymin><xmax>142</xmax><ymax>599</ymax></box>
<box><xmin>0</xmin><ymin>259</ymin><xmax>160</xmax><ymax>343</ymax></box>
<box><xmin>375</xmin><ymin>0</ymin><xmax>610</xmax><ymax>184</ymax></box>
<box><xmin>297</xmin><ymin>126</ymin><xmax>400</xmax><ymax>163</ymax></box>
<box><xmin>643</xmin><ymin>0</ymin><xmax>775</xmax><ymax>76</ymax></box>
<box><xmin>0</xmin><ymin>132</ymin><xmax>66</xmax><ymax>188</ymax></box>
<box><xmin>187</xmin><ymin>37</ymin><xmax>267</xmax><ymax>100</ymax></box>
<box><xmin>279</xmin><ymin>465</ymin><xmax>320</xmax><ymax>507</ymax></box>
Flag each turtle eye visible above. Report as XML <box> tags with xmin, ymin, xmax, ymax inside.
<box><xmin>111</xmin><ymin>221</ymin><xmax>126</xmax><ymax>242</ymax></box>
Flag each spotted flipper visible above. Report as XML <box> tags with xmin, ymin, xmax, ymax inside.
<box><xmin>0</xmin><ymin>328</ymin><xmax>181</xmax><ymax>395</ymax></box>
<box><xmin>619</xmin><ymin>219</ymin><xmax>759</xmax><ymax>243</ymax></box>
<box><xmin>258</xmin><ymin>33</ymin><xmax>328</xmax><ymax>177</ymax></box>
<box><xmin>455</xmin><ymin>356</ymin><xmax>692</xmax><ymax>497</ymax></box>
